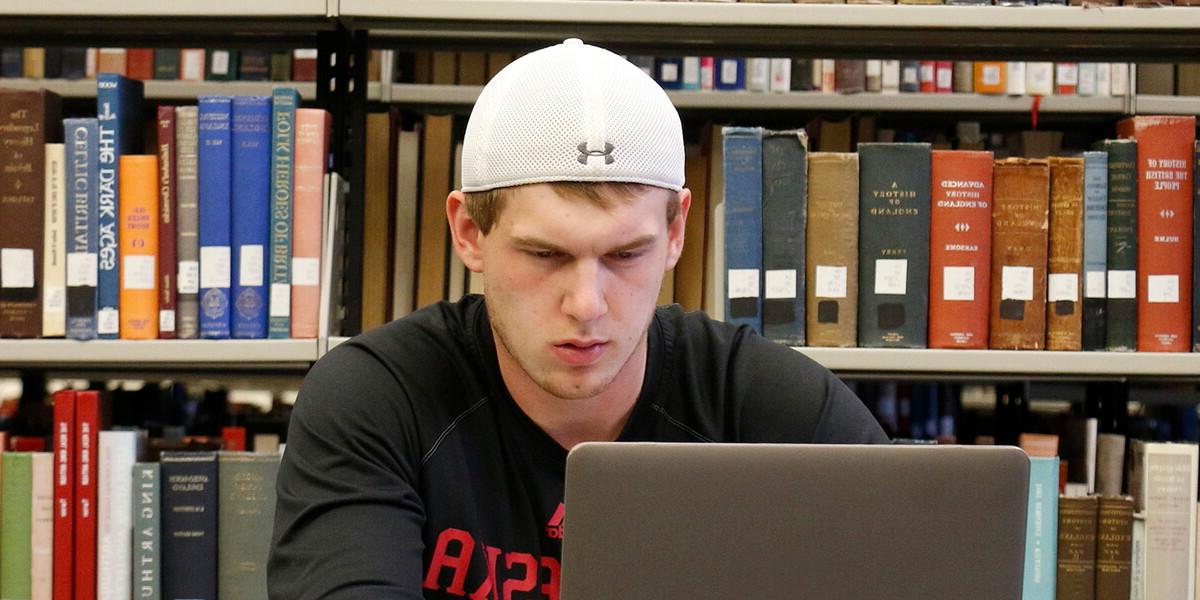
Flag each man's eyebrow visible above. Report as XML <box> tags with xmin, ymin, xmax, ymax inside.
<box><xmin>509</xmin><ymin>233</ymin><xmax>658</xmax><ymax>254</ymax></box>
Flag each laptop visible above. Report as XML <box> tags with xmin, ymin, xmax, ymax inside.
<box><xmin>560</xmin><ymin>443</ymin><xmax>1029</xmax><ymax>600</ymax></box>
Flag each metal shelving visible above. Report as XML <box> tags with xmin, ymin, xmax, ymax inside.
<box><xmin>0</xmin><ymin>339</ymin><xmax>320</xmax><ymax>371</ymax></box>
<box><xmin>0</xmin><ymin>79</ymin><xmax>383</xmax><ymax>102</ymax></box>
<box><xmin>1133</xmin><ymin>94</ymin><xmax>1200</xmax><ymax>115</ymax></box>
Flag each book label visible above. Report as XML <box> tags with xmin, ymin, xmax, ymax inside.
<box><xmin>1001</xmin><ymin>266</ymin><xmax>1034</xmax><ymax>301</ymax></box>
<box><xmin>942</xmin><ymin>266</ymin><xmax>975</xmax><ymax>301</ymax></box>
<box><xmin>200</xmin><ymin>247</ymin><xmax>231</xmax><ymax>289</ymax></box>
<box><xmin>1108</xmin><ymin>270</ymin><xmax>1136</xmax><ymax>299</ymax></box>
<box><xmin>660</xmin><ymin>63</ymin><xmax>679</xmax><ymax>83</ymax></box>
<box><xmin>67</xmin><ymin>253</ymin><xmax>99</xmax><ymax>287</ymax></box>
<box><xmin>1086</xmin><ymin>271</ymin><xmax>1106</xmax><ymax>298</ymax></box>
<box><xmin>814</xmin><ymin>265</ymin><xmax>847</xmax><ymax>299</ymax></box>
<box><xmin>238</xmin><ymin>245</ymin><xmax>264</xmax><ymax>287</ymax></box>
<box><xmin>873</xmin><ymin>259</ymin><xmax>908</xmax><ymax>295</ymax></box>
<box><xmin>1048</xmin><ymin>273</ymin><xmax>1079</xmax><ymax>302</ymax></box>
<box><xmin>122</xmin><ymin>255</ymin><xmax>155</xmax><ymax>290</ymax></box>
<box><xmin>46</xmin><ymin>288</ymin><xmax>65</xmax><ymax>314</ymax></box>
<box><xmin>269</xmin><ymin>283</ymin><xmax>290</xmax><ymax>317</ymax></box>
<box><xmin>160</xmin><ymin>310</ymin><xmax>175</xmax><ymax>332</ymax></box>
<box><xmin>727</xmin><ymin>269</ymin><xmax>759</xmax><ymax>299</ymax></box>
<box><xmin>1146</xmin><ymin>275</ymin><xmax>1179</xmax><ymax>303</ymax></box>
<box><xmin>720</xmin><ymin>61</ymin><xmax>737</xmax><ymax>85</ymax></box>
<box><xmin>1</xmin><ymin>248</ymin><xmax>35</xmax><ymax>288</ymax></box>
<box><xmin>981</xmin><ymin>64</ymin><xmax>1001</xmax><ymax>86</ymax></box>
<box><xmin>211</xmin><ymin>51</ymin><xmax>230</xmax><ymax>76</ymax></box>
<box><xmin>178</xmin><ymin>261</ymin><xmax>199</xmax><ymax>294</ymax></box>
<box><xmin>97</xmin><ymin>308</ymin><xmax>118</xmax><ymax>334</ymax></box>
<box><xmin>764</xmin><ymin>270</ymin><xmax>796</xmax><ymax>300</ymax></box>
<box><xmin>291</xmin><ymin>257</ymin><xmax>319</xmax><ymax>287</ymax></box>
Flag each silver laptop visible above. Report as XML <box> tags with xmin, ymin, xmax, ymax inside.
<box><xmin>561</xmin><ymin>443</ymin><xmax>1029</xmax><ymax>600</ymax></box>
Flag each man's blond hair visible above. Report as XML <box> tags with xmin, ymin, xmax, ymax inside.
<box><xmin>464</xmin><ymin>182</ymin><xmax>681</xmax><ymax>235</ymax></box>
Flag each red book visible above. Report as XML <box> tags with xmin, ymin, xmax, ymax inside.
<box><xmin>1056</xmin><ymin>63</ymin><xmax>1078</xmax><ymax>95</ymax></box>
<box><xmin>157</xmin><ymin>107</ymin><xmax>178</xmax><ymax>339</ymax></box>
<box><xmin>11</xmin><ymin>436</ymin><xmax>46</xmax><ymax>451</ymax></box>
<box><xmin>293</xmin><ymin>49</ymin><xmax>318</xmax><ymax>82</ymax></box>
<box><xmin>290</xmin><ymin>108</ymin><xmax>331</xmax><ymax>338</ymax></box>
<box><xmin>74</xmin><ymin>390</ymin><xmax>103</xmax><ymax>600</ymax></box>
<box><xmin>935</xmin><ymin>61</ymin><xmax>953</xmax><ymax>94</ymax></box>
<box><xmin>126</xmin><ymin>48</ymin><xmax>155</xmax><ymax>80</ymax></box>
<box><xmin>1116</xmin><ymin>115</ymin><xmax>1197</xmax><ymax>351</ymax></box>
<box><xmin>52</xmin><ymin>390</ymin><xmax>76</xmax><ymax>600</ymax></box>
<box><xmin>929</xmin><ymin>150</ymin><xmax>994</xmax><ymax>349</ymax></box>
<box><xmin>919</xmin><ymin>60</ymin><xmax>936</xmax><ymax>93</ymax></box>
<box><xmin>221</xmin><ymin>426</ymin><xmax>247</xmax><ymax>451</ymax></box>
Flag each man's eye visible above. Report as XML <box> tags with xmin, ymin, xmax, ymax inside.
<box><xmin>531</xmin><ymin>250</ymin><xmax>559</xmax><ymax>259</ymax></box>
<box><xmin>612</xmin><ymin>250</ymin><xmax>641</xmax><ymax>260</ymax></box>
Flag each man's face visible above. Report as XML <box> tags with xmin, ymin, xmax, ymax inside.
<box><xmin>474</xmin><ymin>183</ymin><xmax>686</xmax><ymax>401</ymax></box>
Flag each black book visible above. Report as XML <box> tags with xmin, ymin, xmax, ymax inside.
<box><xmin>154</xmin><ymin>49</ymin><xmax>181</xmax><ymax>80</ymax></box>
<box><xmin>790</xmin><ymin>59</ymin><xmax>813</xmax><ymax>92</ymax></box>
<box><xmin>762</xmin><ymin>130</ymin><xmax>808</xmax><ymax>345</ymax></box>
<box><xmin>162</xmin><ymin>451</ymin><xmax>219</xmax><ymax>600</ymax></box>
<box><xmin>60</xmin><ymin>48</ymin><xmax>87</xmax><ymax>79</ymax></box>
<box><xmin>1092</xmin><ymin>139</ymin><xmax>1138</xmax><ymax>351</ymax></box>
<box><xmin>42</xmin><ymin>48</ymin><xmax>63</xmax><ymax>79</ymax></box>
<box><xmin>0</xmin><ymin>48</ymin><xmax>22</xmax><ymax>77</ymax></box>
<box><xmin>239</xmin><ymin>49</ymin><xmax>270</xmax><ymax>81</ymax></box>
<box><xmin>269</xmin><ymin>50</ymin><xmax>292</xmax><ymax>81</ymax></box>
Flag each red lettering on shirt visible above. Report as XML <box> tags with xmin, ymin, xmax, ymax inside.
<box><xmin>502</xmin><ymin>552</ymin><xmax>538</xmax><ymax>600</ymax></box>
<box><xmin>425</xmin><ymin>527</ymin><xmax>562</xmax><ymax>599</ymax></box>
<box><xmin>423</xmin><ymin>528</ymin><xmax>475</xmax><ymax>594</ymax></box>
<box><xmin>540</xmin><ymin>556</ymin><xmax>561</xmax><ymax>600</ymax></box>
<box><xmin>468</xmin><ymin>544</ymin><xmax>502</xmax><ymax>600</ymax></box>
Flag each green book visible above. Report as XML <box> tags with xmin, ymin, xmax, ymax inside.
<box><xmin>1</xmin><ymin>452</ymin><xmax>34</xmax><ymax>599</ymax></box>
<box><xmin>1092</xmin><ymin>139</ymin><xmax>1138</xmax><ymax>352</ymax></box>
<box><xmin>217</xmin><ymin>452</ymin><xmax>281</xmax><ymax>599</ymax></box>
<box><xmin>133</xmin><ymin>462</ymin><xmax>161</xmax><ymax>600</ymax></box>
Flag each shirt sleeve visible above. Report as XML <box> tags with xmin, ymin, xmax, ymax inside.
<box><xmin>268</xmin><ymin>343</ymin><xmax>427</xmax><ymax>599</ymax></box>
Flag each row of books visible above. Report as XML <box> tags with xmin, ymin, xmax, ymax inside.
<box><xmin>718</xmin><ymin>116</ymin><xmax>1199</xmax><ymax>352</ymax></box>
<box><xmin>0</xmin><ymin>48</ymin><xmax>321</xmax><ymax>84</ymax></box>
<box><xmin>0</xmin><ymin>78</ymin><xmax>335</xmax><ymax>339</ymax></box>
<box><xmin>0</xmin><ymin>389</ymin><xmax>280</xmax><ymax>599</ymax></box>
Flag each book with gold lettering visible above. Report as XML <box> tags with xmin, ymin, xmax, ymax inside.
<box><xmin>806</xmin><ymin>152</ymin><xmax>858</xmax><ymax>347</ymax></box>
<box><xmin>1047</xmin><ymin>156</ymin><xmax>1085</xmax><ymax>351</ymax></box>
<box><xmin>928</xmin><ymin>150</ymin><xmax>993</xmax><ymax>349</ymax></box>
<box><xmin>1095</xmin><ymin>495</ymin><xmax>1132</xmax><ymax>600</ymax></box>
<box><xmin>990</xmin><ymin>158</ymin><xmax>1050</xmax><ymax>350</ymax></box>
<box><xmin>1056</xmin><ymin>495</ymin><xmax>1098</xmax><ymax>600</ymax></box>
<box><xmin>1092</xmin><ymin>139</ymin><xmax>1137</xmax><ymax>351</ymax></box>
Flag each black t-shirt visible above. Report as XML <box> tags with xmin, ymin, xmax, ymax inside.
<box><xmin>268</xmin><ymin>295</ymin><xmax>888</xmax><ymax>600</ymax></box>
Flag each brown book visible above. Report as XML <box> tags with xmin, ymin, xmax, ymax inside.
<box><xmin>1134</xmin><ymin>63</ymin><xmax>1175</xmax><ymax>95</ymax></box>
<box><xmin>1094</xmin><ymin>496</ymin><xmax>1133</xmax><ymax>600</ymax></box>
<box><xmin>367</xmin><ymin>49</ymin><xmax>382</xmax><ymax>83</ymax></box>
<box><xmin>989</xmin><ymin>158</ymin><xmax>1050</xmax><ymax>350</ymax></box>
<box><xmin>674</xmin><ymin>144</ymin><xmax>707</xmax><ymax>312</ymax></box>
<box><xmin>126</xmin><ymin>49</ymin><xmax>154</xmax><ymax>81</ymax></box>
<box><xmin>486</xmin><ymin>53</ymin><xmax>514</xmax><ymax>81</ymax></box>
<box><xmin>1047</xmin><ymin>156</ymin><xmax>1085</xmax><ymax>351</ymax></box>
<box><xmin>412</xmin><ymin>51</ymin><xmax>433</xmax><ymax>84</ymax></box>
<box><xmin>292</xmin><ymin>49</ymin><xmax>318</xmax><ymax>82</ymax></box>
<box><xmin>0</xmin><ymin>88</ymin><xmax>62</xmax><ymax>338</ymax></box>
<box><xmin>1057</xmin><ymin>494</ymin><xmax>1098</xmax><ymax>600</ymax></box>
<box><xmin>157</xmin><ymin>107</ymin><xmax>178</xmax><ymax>339</ymax></box>
<box><xmin>361</xmin><ymin>113</ymin><xmax>394</xmax><ymax>330</ymax></box>
<box><xmin>1094</xmin><ymin>433</ymin><xmax>1126</xmax><ymax>497</ymax></box>
<box><xmin>834</xmin><ymin>60</ymin><xmax>865</xmax><ymax>94</ymax></box>
<box><xmin>416</xmin><ymin>114</ymin><xmax>454</xmax><ymax>308</ymax></box>
<box><xmin>457</xmin><ymin>52</ymin><xmax>487</xmax><ymax>86</ymax></box>
<box><xmin>816</xmin><ymin>119</ymin><xmax>851</xmax><ymax>153</ymax></box>
<box><xmin>805</xmin><ymin>152</ymin><xmax>859</xmax><ymax>347</ymax></box>
<box><xmin>1176</xmin><ymin>63</ymin><xmax>1200</xmax><ymax>95</ymax></box>
<box><xmin>431</xmin><ymin>51</ymin><xmax>457</xmax><ymax>85</ymax></box>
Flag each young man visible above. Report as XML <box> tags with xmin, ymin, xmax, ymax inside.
<box><xmin>268</xmin><ymin>39</ymin><xmax>887</xmax><ymax>599</ymax></box>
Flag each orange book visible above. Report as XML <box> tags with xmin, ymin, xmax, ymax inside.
<box><xmin>126</xmin><ymin>49</ymin><xmax>154</xmax><ymax>80</ymax></box>
<box><xmin>96</xmin><ymin>48</ymin><xmax>127</xmax><ymax>76</ymax></box>
<box><xmin>1046</xmin><ymin>157</ymin><xmax>1085</xmax><ymax>351</ymax></box>
<box><xmin>118</xmin><ymin>155</ymin><xmax>160</xmax><ymax>339</ymax></box>
<box><xmin>973</xmin><ymin>62</ymin><xmax>1006</xmax><ymax>95</ymax></box>
<box><xmin>928</xmin><ymin>150</ymin><xmax>993</xmax><ymax>349</ymax></box>
<box><xmin>290</xmin><ymin>109</ymin><xmax>331</xmax><ymax>339</ymax></box>
<box><xmin>989</xmin><ymin>158</ymin><xmax>1050</xmax><ymax>350</ymax></box>
<box><xmin>1116</xmin><ymin>115</ymin><xmax>1196</xmax><ymax>352</ymax></box>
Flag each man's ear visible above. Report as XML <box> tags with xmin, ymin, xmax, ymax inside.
<box><xmin>665</xmin><ymin>188</ymin><xmax>692</xmax><ymax>270</ymax></box>
<box><xmin>447</xmin><ymin>190</ymin><xmax>484</xmax><ymax>272</ymax></box>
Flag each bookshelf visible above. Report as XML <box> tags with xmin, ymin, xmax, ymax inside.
<box><xmin>1134</xmin><ymin>94</ymin><xmax>1200</xmax><ymax>115</ymax></box>
<box><xmin>0</xmin><ymin>79</ymin><xmax>384</xmax><ymax>102</ymax></box>
<box><xmin>0</xmin><ymin>339</ymin><xmax>319</xmax><ymax>370</ymax></box>
<box><xmin>2</xmin><ymin>0</ymin><xmax>331</xmax><ymax>20</ymax></box>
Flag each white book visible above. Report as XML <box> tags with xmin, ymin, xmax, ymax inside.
<box><xmin>319</xmin><ymin>173</ymin><xmax>347</xmax><ymax>339</ymax></box>
<box><xmin>821</xmin><ymin>59</ymin><xmax>836</xmax><ymax>93</ymax></box>
<box><xmin>1131</xmin><ymin>514</ymin><xmax>1145</xmax><ymax>600</ymax></box>
<box><xmin>42</xmin><ymin>143</ymin><xmax>66</xmax><ymax>337</ymax></box>
<box><xmin>810</xmin><ymin>59</ymin><xmax>824</xmax><ymax>90</ymax></box>
<box><xmin>1006</xmin><ymin>62</ymin><xmax>1026</xmax><ymax>96</ymax></box>
<box><xmin>746</xmin><ymin>58</ymin><xmax>771</xmax><ymax>92</ymax></box>
<box><xmin>769</xmin><ymin>58</ymin><xmax>791</xmax><ymax>93</ymax></box>
<box><xmin>1134</xmin><ymin>442</ymin><xmax>1199</xmax><ymax>600</ymax></box>
<box><xmin>881</xmin><ymin>60</ymin><xmax>901</xmax><ymax>94</ymax></box>
<box><xmin>1026</xmin><ymin>62</ymin><xmax>1054</xmax><ymax>96</ymax></box>
<box><xmin>31</xmin><ymin>452</ymin><xmax>53</xmax><ymax>600</ymax></box>
<box><xmin>96</xmin><ymin>430</ymin><xmax>143</xmax><ymax>600</ymax></box>
<box><xmin>390</xmin><ymin>128</ymin><xmax>421</xmax><ymax>320</ymax></box>
<box><xmin>1094</xmin><ymin>63</ymin><xmax>1111</xmax><ymax>97</ymax></box>
<box><xmin>682</xmin><ymin>57</ymin><xmax>701</xmax><ymax>89</ymax></box>
<box><xmin>1078</xmin><ymin>63</ymin><xmax>1097</xmax><ymax>96</ymax></box>
<box><xmin>1111</xmin><ymin>63</ymin><xmax>1130</xmax><ymax>96</ymax></box>
<box><xmin>1084</xmin><ymin>417</ymin><xmax>1097</xmax><ymax>494</ymax></box>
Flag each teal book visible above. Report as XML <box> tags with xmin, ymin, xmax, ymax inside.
<box><xmin>133</xmin><ymin>462</ymin><xmax>161</xmax><ymax>600</ymax></box>
<box><xmin>268</xmin><ymin>88</ymin><xmax>300</xmax><ymax>338</ymax></box>
<box><xmin>1022</xmin><ymin>456</ymin><xmax>1059</xmax><ymax>600</ymax></box>
<box><xmin>1081</xmin><ymin>150</ymin><xmax>1108</xmax><ymax>351</ymax></box>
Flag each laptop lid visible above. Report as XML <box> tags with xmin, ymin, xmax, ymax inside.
<box><xmin>560</xmin><ymin>443</ymin><xmax>1029</xmax><ymax>600</ymax></box>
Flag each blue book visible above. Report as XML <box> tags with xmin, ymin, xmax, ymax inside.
<box><xmin>655</xmin><ymin>57</ymin><xmax>684</xmax><ymax>90</ymax></box>
<box><xmin>64</xmin><ymin>118</ymin><xmax>100</xmax><ymax>340</ymax></box>
<box><xmin>268</xmin><ymin>88</ymin><xmax>299</xmax><ymax>339</ymax></box>
<box><xmin>230</xmin><ymin>96</ymin><xmax>272</xmax><ymax>339</ymax></box>
<box><xmin>715</xmin><ymin>58</ymin><xmax>745</xmax><ymax>91</ymax></box>
<box><xmin>1082</xmin><ymin>151</ymin><xmax>1108</xmax><ymax>351</ymax></box>
<box><xmin>722</xmin><ymin>127</ymin><xmax>763</xmax><ymax>334</ymax></box>
<box><xmin>198</xmin><ymin>96</ymin><xmax>233</xmax><ymax>339</ymax></box>
<box><xmin>95</xmin><ymin>73</ymin><xmax>144</xmax><ymax>338</ymax></box>
<box><xmin>1021</xmin><ymin>456</ymin><xmax>1059</xmax><ymax>600</ymax></box>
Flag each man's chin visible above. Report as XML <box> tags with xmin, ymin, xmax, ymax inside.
<box><xmin>535</xmin><ymin>373</ymin><xmax>614</xmax><ymax>401</ymax></box>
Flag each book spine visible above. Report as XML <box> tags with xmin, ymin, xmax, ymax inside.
<box><xmin>415</xmin><ymin>114</ymin><xmax>453</xmax><ymax>309</ymax></box>
<box><xmin>1141</xmin><ymin>444</ymin><xmax>1199</xmax><ymax>599</ymax></box>
<box><xmin>52</xmin><ymin>390</ymin><xmax>76</xmax><ymax>600</ymax></box>
<box><xmin>1095</xmin><ymin>139</ymin><xmax>1138</xmax><ymax>351</ymax></box>
<box><xmin>175</xmin><ymin>106</ymin><xmax>200</xmax><ymax>339</ymax></box>
<box><xmin>1046</xmin><ymin>157</ymin><xmax>1086</xmax><ymax>351</ymax></box>
<box><xmin>1095</xmin><ymin>496</ymin><xmax>1133</xmax><ymax>600</ymax></box>
<box><xmin>0</xmin><ymin>89</ymin><xmax>59</xmax><ymax>338</ymax></box>
<box><xmin>96</xmin><ymin>430</ymin><xmax>139</xmax><ymax>600</ymax></box>
<box><xmin>230</xmin><ymin>96</ymin><xmax>272</xmax><ymax>339</ymax></box>
<box><xmin>715</xmin><ymin>58</ymin><xmax>745</xmax><ymax>91</ymax></box>
<box><xmin>206</xmin><ymin>49</ymin><xmax>238</xmax><ymax>81</ymax></box>
<box><xmin>95</xmin><ymin>73</ymin><xmax>144</xmax><ymax>338</ymax></box>
<box><xmin>157</xmin><ymin>107</ymin><xmax>178</xmax><ymax>339</ymax></box>
<box><xmin>290</xmin><ymin>109</ymin><xmax>330</xmax><ymax>339</ymax></box>
<box><xmin>1</xmin><ymin>453</ymin><xmax>35</xmax><ymax>598</ymax></box>
<box><xmin>989</xmin><ymin>159</ymin><xmax>1050</xmax><ymax>350</ymax></box>
<box><xmin>43</xmin><ymin>143</ymin><xmax>67</xmax><ymax>337</ymax></box>
<box><xmin>65</xmin><ymin>118</ymin><xmax>100</xmax><ymax>340</ymax></box>
<box><xmin>805</xmin><ymin>153</ymin><xmax>859</xmax><ymax>347</ymax></box>
<box><xmin>1022</xmin><ymin>457</ymin><xmax>1059</xmax><ymax>600</ymax></box>
<box><xmin>133</xmin><ymin>462</ymin><xmax>161</xmax><ymax>600</ymax></box>
<box><xmin>857</xmin><ymin>142</ymin><xmax>931</xmax><ymax>348</ymax></box>
<box><xmin>161</xmin><ymin>452</ymin><xmax>219</xmax><ymax>600</ymax></box>
<box><xmin>900</xmin><ymin>60</ymin><xmax>920</xmax><ymax>93</ymax></box>
<box><xmin>153</xmin><ymin>49</ymin><xmax>179</xmax><ymax>80</ymax></box>
<box><xmin>1082</xmin><ymin>151</ymin><xmax>1109</xmax><ymax>351</ymax></box>
<box><xmin>761</xmin><ymin>130</ymin><xmax>807</xmax><ymax>345</ymax></box>
<box><xmin>74</xmin><ymin>391</ymin><xmax>101</xmax><ymax>600</ymax></box>
<box><xmin>197</xmin><ymin>96</ymin><xmax>233</xmax><ymax>339</ymax></box>
<box><xmin>722</xmin><ymin>127</ymin><xmax>764</xmax><ymax>334</ymax></box>
<box><xmin>268</xmin><ymin>88</ymin><xmax>299</xmax><ymax>339</ymax></box>
<box><xmin>1195</xmin><ymin>139</ymin><xmax>1200</xmax><ymax>352</ymax></box>
<box><xmin>1056</xmin><ymin>494</ymin><xmax>1098</xmax><ymax>600</ymax></box>
<box><xmin>31</xmin><ymin>452</ymin><xmax>54</xmax><ymax>600</ymax></box>
<box><xmin>928</xmin><ymin>150</ymin><xmax>993</xmax><ymax>349</ymax></box>
<box><xmin>217</xmin><ymin>453</ymin><xmax>280</xmax><ymax>600</ymax></box>
<box><xmin>118</xmin><ymin>155</ymin><xmax>159</xmax><ymax>339</ymax></box>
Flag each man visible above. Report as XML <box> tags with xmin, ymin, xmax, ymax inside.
<box><xmin>268</xmin><ymin>39</ymin><xmax>887</xmax><ymax>600</ymax></box>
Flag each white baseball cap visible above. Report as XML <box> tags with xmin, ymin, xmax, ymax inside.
<box><xmin>460</xmin><ymin>38</ymin><xmax>685</xmax><ymax>193</ymax></box>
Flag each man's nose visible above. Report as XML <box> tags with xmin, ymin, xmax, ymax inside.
<box><xmin>561</xmin><ymin>261</ymin><xmax>608</xmax><ymax>322</ymax></box>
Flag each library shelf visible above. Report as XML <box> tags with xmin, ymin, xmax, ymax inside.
<box><xmin>0</xmin><ymin>339</ymin><xmax>320</xmax><ymax>371</ymax></box>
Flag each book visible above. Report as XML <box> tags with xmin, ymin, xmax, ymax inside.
<box><xmin>974</xmin><ymin>61</ymin><xmax>1006</xmax><ymax>94</ymax></box>
<box><xmin>1129</xmin><ymin>441</ymin><xmax>1198</xmax><ymax>600</ymax></box>
<box><xmin>1195</xmin><ymin>140</ymin><xmax>1200</xmax><ymax>352</ymax></box>
<box><xmin>1056</xmin><ymin>495</ymin><xmax>1098</xmax><ymax>600</ymax></box>
<box><xmin>132</xmin><ymin>462</ymin><xmax>161</xmax><ymax>600</ymax></box>
<box><xmin>715</xmin><ymin>58</ymin><xmax>744</xmax><ymax>91</ymax></box>
<box><xmin>64</xmin><ymin>118</ymin><xmax>100</xmax><ymax>341</ymax></box>
<box><xmin>117</xmin><ymin>155</ymin><xmax>159</xmax><ymax>339</ymax></box>
<box><xmin>857</xmin><ymin>142</ymin><xmax>931</xmax><ymax>348</ymax></box>
<box><xmin>31</xmin><ymin>452</ymin><xmax>52</xmax><ymax>600</ymax></box>
<box><xmin>43</xmin><ymin>142</ymin><xmax>67</xmax><ymax>337</ymax></box>
<box><xmin>230</xmin><ymin>96</ymin><xmax>272</xmax><ymax>339</ymax></box>
<box><xmin>391</xmin><ymin>126</ymin><xmax>421</xmax><ymax>320</ymax></box>
<box><xmin>217</xmin><ymin>452</ymin><xmax>280</xmax><ymax>599</ymax></box>
<box><xmin>97</xmin><ymin>429</ymin><xmax>143</xmax><ymax>600</ymax></box>
<box><xmin>805</xmin><ymin>152</ymin><xmax>859</xmax><ymax>347</ymax></box>
<box><xmin>1027</xmin><ymin>62</ymin><xmax>1055</xmax><ymax>97</ymax></box>
<box><xmin>156</xmin><ymin>107</ymin><xmax>177</xmax><ymax>339</ymax></box>
<box><xmin>362</xmin><ymin>112</ymin><xmax>394</xmax><ymax>331</ymax></box>
<box><xmin>180</xmin><ymin>49</ymin><xmax>205</xmax><ymax>82</ymax></box>
<box><xmin>1023</xmin><ymin>456</ymin><xmax>1060</xmax><ymax>600</ymax></box>
<box><xmin>153</xmin><ymin>49</ymin><xmax>180</xmax><ymax>80</ymax></box>
<box><xmin>290</xmin><ymin>109</ymin><xmax>330</xmax><ymax>339</ymax></box>
<box><xmin>268</xmin><ymin>88</ymin><xmax>300</xmax><ymax>339</ymax></box>
<box><xmin>928</xmin><ymin>150</ymin><xmax>993</xmax><ymax>349</ymax></box>
<box><xmin>1092</xmin><ymin>139</ymin><xmax>1138</xmax><ymax>351</ymax></box>
<box><xmin>761</xmin><ymin>129</ymin><xmax>807</xmax><ymax>345</ymax></box>
<box><xmin>126</xmin><ymin>49</ymin><xmax>154</xmax><ymax>80</ymax></box>
<box><xmin>1081</xmin><ymin>151</ymin><xmax>1108</xmax><ymax>351</ymax></box>
<box><xmin>175</xmin><ymin>106</ymin><xmax>200</xmax><ymax>339</ymax></box>
<box><xmin>292</xmin><ymin>49</ymin><xmax>317</xmax><ymax>82</ymax></box>
<box><xmin>723</xmin><ymin>127</ymin><xmax>764</xmax><ymax>334</ymax></box>
<box><xmin>1095</xmin><ymin>496</ymin><xmax>1133</xmax><ymax>600</ymax></box>
<box><xmin>0</xmin><ymin>88</ymin><xmax>61</xmax><ymax>338</ymax></box>
<box><xmin>161</xmin><ymin>452</ymin><xmax>219</xmax><ymax>600</ymax></box>
<box><xmin>416</xmin><ymin>114</ymin><xmax>453</xmax><ymax>309</ymax></box>
<box><xmin>990</xmin><ymin>158</ymin><xmax>1050</xmax><ymax>350</ymax></box>
<box><xmin>198</xmin><ymin>96</ymin><xmax>233</xmax><ymax>339</ymax></box>
<box><xmin>239</xmin><ymin>49</ymin><xmax>270</xmax><ymax>81</ymax></box>
<box><xmin>1115</xmin><ymin>116</ymin><xmax>1196</xmax><ymax>352</ymax></box>
<box><xmin>1007</xmin><ymin>62</ymin><xmax>1026</xmax><ymax>96</ymax></box>
<box><xmin>1056</xmin><ymin>63</ymin><xmax>1079</xmax><ymax>95</ymax></box>
<box><xmin>703</xmin><ymin>124</ymin><xmax>727</xmax><ymax>321</ymax></box>
<box><xmin>74</xmin><ymin>390</ymin><xmax>106</xmax><ymax>600</ymax></box>
<box><xmin>206</xmin><ymin>49</ymin><xmax>239</xmax><ymax>81</ymax></box>
<box><xmin>51</xmin><ymin>390</ymin><xmax>75</xmax><ymax>600</ymax></box>
<box><xmin>1046</xmin><ymin>156</ymin><xmax>1085</xmax><ymax>351</ymax></box>
<box><xmin>1</xmin><ymin>452</ymin><xmax>36</xmax><ymax>599</ymax></box>
<box><xmin>95</xmin><ymin>73</ymin><xmax>144</xmax><ymax>338</ymax></box>
<box><xmin>1095</xmin><ymin>433</ymin><xmax>1126</xmax><ymax>498</ymax></box>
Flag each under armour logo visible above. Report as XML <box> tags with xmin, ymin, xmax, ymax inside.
<box><xmin>577</xmin><ymin>142</ymin><xmax>615</xmax><ymax>165</ymax></box>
